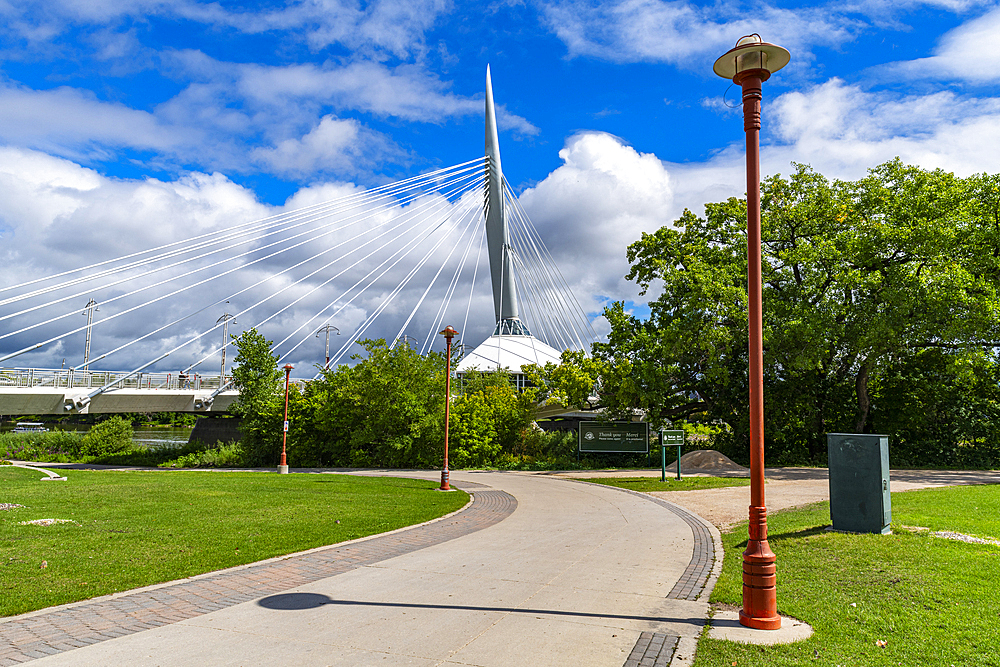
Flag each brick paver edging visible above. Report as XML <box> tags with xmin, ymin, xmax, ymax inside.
<box><xmin>0</xmin><ymin>486</ymin><xmax>516</xmax><ymax>666</ymax></box>
<box><xmin>625</xmin><ymin>631</ymin><xmax>681</xmax><ymax>667</ymax></box>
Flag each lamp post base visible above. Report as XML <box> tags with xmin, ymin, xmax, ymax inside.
<box><xmin>740</xmin><ymin>505</ymin><xmax>780</xmax><ymax>629</ymax></box>
<box><xmin>738</xmin><ymin>609</ymin><xmax>781</xmax><ymax>630</ymax></box>
<box><xmin>439</xmin><ymin>469</ymin><xmax>450</xmax><ymax>491</ymax></box>
<box><xmin>278</xmin><ymin>465</ymin><xmax>289</xmax><ymax>475</ymax></box>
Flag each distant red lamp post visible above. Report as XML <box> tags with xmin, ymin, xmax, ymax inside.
<box><xmin>279</xmin><ymin>363</ymin><xmax>293</xmax><ymax>475</ymax></box>
<box><xmin>438</xmin><ymin>326</ymin><xmax>459</xmax><ymax>491</ymax></box>
<box><xmin>713</xmin><ymin>34</ymin><xmax>790</xmax><ymax>631</ymax></box>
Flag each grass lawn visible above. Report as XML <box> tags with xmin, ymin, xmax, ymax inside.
<box><xmin>577</xmin><ymin>476</ymin><xmax>750</xmax><ymax>492</ymax></box>
<box><xmin>697</xmin><ymin>484</ymin><xmax>1000</xmax><ymax>666</ymax></box>
<box><xmin>0</xmin><ymin>467</ymin><xmax>468</xmax><ymax>617</ymax></box>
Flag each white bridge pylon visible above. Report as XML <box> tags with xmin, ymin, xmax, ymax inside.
<box><xmin>0</xmin><ymin>67</ymin><xmax>597</xmax><ymax>415</ymax></box>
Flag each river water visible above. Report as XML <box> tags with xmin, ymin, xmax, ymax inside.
<box><xmin>131</xmin><ymin>428</ymin><xmax>193</xmax><ymax>450</ymax></box>
<box><xmin>2</xmin><ymin>424</ymin><xmax>192</xmax><ymax>451</ymax></box>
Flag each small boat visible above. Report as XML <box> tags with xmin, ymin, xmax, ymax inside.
<box><xmin>11</xmin><ymin>422</ymin><xmax>49</xmax><ymax>433</ymax></box>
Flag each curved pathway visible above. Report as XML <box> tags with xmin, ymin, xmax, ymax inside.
<box><xmin>0</xmin><ymin>471</ymin><xmax>717</xmax><ymax>667</ymax></box>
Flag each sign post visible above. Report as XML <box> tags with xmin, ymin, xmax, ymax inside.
<box><xmin>661</xmin><ymin>430</ymin><xmax>684</xmax><ymax>480</ymax></box>
<box><xmin>660</xmin><ymin>428</ymin><xmax>666</xmax><ymax>482</ymax></box>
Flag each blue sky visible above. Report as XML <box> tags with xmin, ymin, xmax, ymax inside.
<box><xmin>1</xmin><ymin>0</ymin><xmax>999</xmax><ymax>370</ymax></box>
<box><xmin>1</xmin><ymin>1</ymin><xmax>987</xmax><ymax>197</ymax></box>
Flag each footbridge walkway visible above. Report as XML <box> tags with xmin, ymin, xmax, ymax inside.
<box><xmin>0</xmin><ymin>368</ymin><xmax>307</xmax><ymax>415</ymax></box>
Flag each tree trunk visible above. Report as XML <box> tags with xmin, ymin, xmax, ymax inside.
<box><xmin>854</xmin><ymin>360</ymin><xmax>871</xmax><ymax>433</ymax></box>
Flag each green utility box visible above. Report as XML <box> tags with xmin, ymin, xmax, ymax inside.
<box><xmin>827</xmin><ymin>433</ymin><xmax>891</xmax><ymax>534</ymax></box>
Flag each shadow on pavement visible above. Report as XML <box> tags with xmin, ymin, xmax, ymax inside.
<box><xmin>257</xmin><ymin>593</ymin><xmax>706</xmax><ymax>626</ymax></box>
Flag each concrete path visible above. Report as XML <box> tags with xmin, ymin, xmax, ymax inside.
<box><xmin>1</xmin><ymin>471</ymin><xmax>719</xmax><ymax>667</ymax></box>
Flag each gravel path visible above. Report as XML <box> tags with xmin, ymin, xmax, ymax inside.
<box><xmin>651</xmin><ymin>468</ymin><xmax>1000</xmax><ymax>529</ymax></box>
<box><xmin>550</xmin><ymin>467</ymin><xmax>1000</xmax><ymax>530</ymax></box>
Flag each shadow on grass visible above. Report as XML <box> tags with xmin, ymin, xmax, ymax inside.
<box><xmin>731</xmin><ymin>524</ymin><xmax>831</xmax><ymax>549</ymax></box>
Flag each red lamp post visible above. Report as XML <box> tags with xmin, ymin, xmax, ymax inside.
<box><xmin>438</xmin><ymin>326</ymin><xmax>459</xmax><ymax>491</ymax></box>
<box><xmin>279</xmin><ymin>363</ymin><xmax>293</xmax><ymax>474</ymax></box>
<box><xmin>713</xmin><ymin>34</ymin><xmax>790</xmax><ymax>631</ymax></box>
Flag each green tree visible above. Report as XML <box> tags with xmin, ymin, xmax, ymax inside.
<box><xmin>300</xmin><ymin>339</ymin><xmax>446</xmax><ymax>468</ymax></box>
<box><xmin>604</xmin><ymin>160</ymin><xmax>1000</xmax><ymax>463</ymax></box>
<box><xmin>450</xmin><ymin>369</ymin><xmax>532</xmax><ymax>466</ymax></box>
<box><xmin>230</xmin><ymin>328</ymin><xmax>282</xmax><ymax>465</ymax></box>
<box><xmin>522</xmin><ymin>350</ymin><xmax>604</xmax><ymax>413</ymax></box>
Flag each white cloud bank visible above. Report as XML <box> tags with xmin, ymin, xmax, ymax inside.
<box><xmin>0</xmin><ymin>53</ymin><xmax>536</xmax><ymax>180</ymax></box>
<box><xmin>519</xmin><ymin>132</ymin><xmax>674</xmax><ymax>312</ymax></box>
<box><xmin>0</xmin><ymin>0</ymin><xmax>453</xmax><ymax>60</ymax></box>
<box><xmin>763</xmin><ymin>78</ymin><xmax>1000</xmax><ymax>179</ymax></box>
<box><xmin>540</xmin><ymin>0</ymin><xmax>857</xmax><ymax>69</ymax></box>
<box><xmin>882</xmin><ymin>6</ymin><xmax>1000</xmax><ymax>83</ymax></box>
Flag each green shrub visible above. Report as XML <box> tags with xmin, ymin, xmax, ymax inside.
<box><xmin>0</xmin><ymin>430</ymin><xmax>84</xmax><ymax>460</ymax></box>
<box><xmin>450</xmin><ymin>370</ymin><xmax>532</xmax><ymax>468</ymax></box>
<box><xmin>81</xmin><ymin>416</ymin><xmax>136</xmax><ymax>457</ymax></box>
<box><xmin>159</xmin><ymin>441</ymin><xmax>246</xmax><ymax>468</ymax></box>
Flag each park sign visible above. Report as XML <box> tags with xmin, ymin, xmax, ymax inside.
<box><xmin>579</xmin><ymin>421</ymin><xmax>649</xmax><ymax>453</ymax></box>
<box><xmin>662</xmin><ymin>430</ymin><xmax>684</xmax><ymax>446</ymax></box>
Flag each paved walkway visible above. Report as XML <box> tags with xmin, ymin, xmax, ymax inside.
<box><xmin>1</xmin><ymin>471</ymin><xmax>720</xmax><ymax>667</ymax></box>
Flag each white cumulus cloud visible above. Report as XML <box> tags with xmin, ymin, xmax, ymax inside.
<box><xmin>518</xmin><ymin>132</ymin><xmax>674</xmax><ymax>311</ymax></box>
<box><xmin>881</xmin><ymin>7</ymin><xmax>1000</xmax><ymax>83</ymax></box>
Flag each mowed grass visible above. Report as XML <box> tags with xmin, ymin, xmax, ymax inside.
<box><xmin>578</xmin><ymin>476</ymin><xmax>750</xmax><ymax>492</ymax></box>
<box><xmin>0</xmin><ymin>467</ymin><xmax>468</xmax><ymax>617</ymax></box>
<box><xmin>697</xmin><ymin>484</ymin><xmax>1000</xmax><ymax>666</ymax></box>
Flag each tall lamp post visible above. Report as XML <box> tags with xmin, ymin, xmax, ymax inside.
<box><xmin>82</xmin><ymin>299</ymin><xmax>99</xmax><ymax>370</ymax></box>
<box><xmin>713</xmin><ymin>34</ymin><xmax>790</xmax><ymax>631</ymax></box>
<box><xmin>217</xmin><ymin>312</ymin><xmax>236</xmax><ymax>379</ymax></box>
<box><xmin>279</xmin><ymin>364</ymin><xmax>293</xmax><ymax>474</ymax></box>
<box><xmin>438</xmin><ymin>326</ymin><xmax>459</xmax><ymax>491</ymax></box>
<box><xmin>316</xmin><ymin>325</ymin><xmax>340</xmax><ymax>366</ymax></box>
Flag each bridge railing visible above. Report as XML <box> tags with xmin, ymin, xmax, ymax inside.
<box><xmin>0</xmin><ymin>368</ymin><xmax>229</xmax><ymax>391</ymax></box>
<box><xmin>0</xmin><ymin>368</ymin><xmax>308</xmax><ymax>393</ymax></box>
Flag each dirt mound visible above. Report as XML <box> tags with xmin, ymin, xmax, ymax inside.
<box><xmin>667</xmin><ymin>449</ymin><xmax>748</xmax><ymax>473</ymax></box>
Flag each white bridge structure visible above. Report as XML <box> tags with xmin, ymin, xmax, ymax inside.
<box><xmin>0</xmin><ymin>67</ymin><xmax>597</xmax><ymax>416</ymax></box>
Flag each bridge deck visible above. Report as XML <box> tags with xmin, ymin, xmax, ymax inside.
<box><xmin>0</xmin><ymin>388</ymin><xmax>239</xmax><ymax>415</ymax></box>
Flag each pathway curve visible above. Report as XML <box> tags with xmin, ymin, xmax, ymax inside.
<box><xmin>1</xmin><ymin>471</ymin><xmax>718</xmax><ymax>667</ymax></box>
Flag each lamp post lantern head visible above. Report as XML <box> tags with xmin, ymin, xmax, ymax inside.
<box><xmin>713</xmin><ymin>34</ymin><xmax>790</xmax><ymax>82</ymax></box>
<box><xmin>283</xmin><ymin>364</ymin><xmax>293</xmax><ymax>372</ymax></box>
<box><xmin>439</xmin><ymin>325</ymin><xmax>459</xmax><ymax>341</ymax></box>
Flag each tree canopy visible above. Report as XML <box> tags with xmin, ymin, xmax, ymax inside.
<box><xmin>535</xmin><ymin>160</ymin><xmax>1000</xmax><ymax>466</ymax></box>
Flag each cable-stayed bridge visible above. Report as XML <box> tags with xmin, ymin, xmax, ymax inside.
<box><xmin>0</xmin><ymin>68</ymin><xmax>598</xmax><ymax>416</ymax></box>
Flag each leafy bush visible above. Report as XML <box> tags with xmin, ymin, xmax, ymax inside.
<box><xmin>159</xmin><ymin>441</ymin><xmax>246</xmax><ymax>468</ymax></box>
<box><xmin>0</xmin><ymin>430</ymin><xmax>85</xmax><ymax>461</ymax></box>
<box><xmin>81</xmin><ymin>416</ymin><xmax>136</xmax><ymax>457</ymax></box>
<box><xmin>450</xmin><ymin>370</ymin><xmax>532</xmax><ymax>468</ymax></box>
<box><xmin>282</xmin><ymin>339</ymin><xmax>447</xmax><ymax>468</ymax></box>
<box><xmin>229</xmin><ymin>328</ymin><xmax>284</xmax><ymax>466</ymax></box>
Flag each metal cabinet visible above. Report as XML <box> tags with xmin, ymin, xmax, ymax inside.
<box><xmin>827</xmin><ymin>433</ymin><xmax>891</xmax><ymax>534</ymax></box>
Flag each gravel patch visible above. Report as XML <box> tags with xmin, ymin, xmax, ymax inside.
<box><xmin>17</xmin><ymin>518</ymin><xmax>79</xmax><ymax>526</ymax></box>
<box><xmin>0</xmin><ymin>503</ymin><xmax>25</xmax><ymax>511</ymax></box>
<box><xmin>931</xmin><ymin>530</ymin><xmax>1000</xmax><ymax>546</ymax></box>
